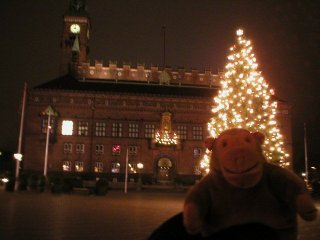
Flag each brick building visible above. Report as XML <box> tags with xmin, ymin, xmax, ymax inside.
<box><xmin>22</xmin><ymin>1</ymin><xmax>292</xmax><ymax>183</ymax></box>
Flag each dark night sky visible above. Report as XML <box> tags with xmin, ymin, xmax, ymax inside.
<box><xmin>1</xmin><ymin>0</ymin><xmax>319</xmax><ymax>173</ymax></box>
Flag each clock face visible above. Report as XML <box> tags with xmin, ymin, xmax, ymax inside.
<box><xmin>70</xmin><ymin>24</ymin><xmax>80</xmax><ymax>34</ymax></box>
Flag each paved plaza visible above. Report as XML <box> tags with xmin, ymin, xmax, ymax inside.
<box><xmin>0</xmin><ymin>190</ymin><xmax>319</xmax><ymax>240</ymax></box>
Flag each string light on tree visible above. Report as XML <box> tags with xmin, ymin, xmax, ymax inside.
<box><xmin>201</xmin><ymin>28</ymin><xmax>289</xmax><ymax>174</ymax></box>
<box><xmin>200</xmin><ymin>149</ymin><xmax>211</xmax><ymax>174</ymax></box>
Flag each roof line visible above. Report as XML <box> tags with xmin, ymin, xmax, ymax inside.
<box><xmin>77</xmin><ymin>78</ymin><xmax>219</xmax><ymax>90</ymax></box>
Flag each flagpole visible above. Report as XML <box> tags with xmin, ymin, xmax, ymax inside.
<box><xmin>304</xmin><ymin>122</ymin><xmax>309</xmax><ymax>186</ymax></box>
<box><xmin>14</xmin><ymin>82</ymin><xmax>27</xmax><ymax>191</ymax></box>
<box><xmin>124</xmin><ymin>148</ymin><xmax>128</xmax><ymax>193</ymax></box>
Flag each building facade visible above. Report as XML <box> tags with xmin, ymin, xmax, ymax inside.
<box><xmin>22</xmin><ymin>1</ymin><xmax>292</xmax><ymax>183</ymax></box>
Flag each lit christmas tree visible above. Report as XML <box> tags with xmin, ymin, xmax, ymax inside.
<box><xmin>201</xmin><ymin>29</ymin><xmax>289</xmax><ymax>174</ymax></box>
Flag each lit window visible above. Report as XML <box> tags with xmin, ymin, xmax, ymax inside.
<box><xmin>62</xmin><ymin>120</ymin><xmax>73</xmax><ymax>136</ymax></box>
<box><xmin>78</xmin><ymin>121</ymin><xmax>89</xmax><ymax>136</ymax></box>
<box><xmin>192</xmin><ymin>126</ymin><xmax>203</xmax><ymax>140</ymax></box>
<box><xmin>95</xmin><ymin>122</ymin><xmax>106</xmax><ymax>136</ymax></box>
<box><xmin>193</xmin><ymin>148</ymin><xmax>202</xmax><ymax>157</ymax></box>
<box><xmin>94</xmin><ymin>162</ymin><xmax>103</xmax><ymax>173</ymax></box>
<box><xmin>112</xmin><ymin>145</ymin><xmax>121</xmax><ymax>155</ymax></box>
<box><xmin>63</xmin><ymin>143</ymin><xmax>72</xmax><ymax>154</ymax></box>
<box><xmin>129</xmin><ymin>163</ymin><xmax>138</xmax><ymax>173</ymax></box>
<box><xmin>177</xmin><ymin>125</ymin><xmax>187</xmax><ymax>140</ymax></box>
<box><xmin>42</xmin><ymin>118</ymin><xmax>54</xmax><ymax>134</ymax></box>
<box><xmin>112</xmin><ymin>123</ymin><xmax>122</xmax><ymax>137</ymax></box>
<box><xmin>76</xmin><ymin>143</ymin><xmax>85</xmax><ymax>154</ymax></box>
<box><xmin>63</xmin><ymin>161</ymin><xmax>72</xmax><ymax>171</ymax></box>
<box><xmin>145</xmin><ymin>124</ymin><xmax>155</xmax><ymax>138</ymax></box>
<box><xmin>95</xmin><ymin>144</ymin><xmax>104</xmax><ymax>154</ymax></box>
<box><xmin>128</xmin><ymin>146</ymin><xmax>138</xmax><ymax>155</ymax></box>
<box><xmin>111</xmin><ymin>163</ymin><xmax>120</xmax><ymax>173</ymax></box>
<box><xmin>75</xmin><ymin>161</ymin><xmax>84</xmax><ymax>172</ymax></box>
<box><xmin>129</xmin><ymin>123</ymin><xmax>139</xmax><ymax>138</ymax></box>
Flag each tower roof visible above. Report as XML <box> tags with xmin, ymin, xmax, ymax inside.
<box><xmin>65</xmin><ymin>0</ymin><xmax>89</xmax><ymax>17</ymax></box>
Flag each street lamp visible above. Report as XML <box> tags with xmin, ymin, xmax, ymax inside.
<box><xmin>13</xmin><ymin>153</ymin><xmax>23</xmax><ymax>191</ymax></box>
<box><xmin>304</xmin><ymin>123</ymin><xmax>309</xmax><ymax>186</ymax></box>
<box><xmin>14</xmin><ymin>82</ymin><xmax>27</xmax><ymax>191</ymax></box>
<box><xmin>137</xmin><ymin>162</ymin><xmax>144</xmax><ymax>191</ymax></box>
<box><xmin>14</xmin><ymin>153</ymin><xmax>23</xmax><ymax>161</ymax></box>
<box><xmin>14</xmin><ymin>153</ymin><xmax>23</xmax><ymax>174</ymax></box>
<box><xmin>42</xmin><ymin>106</ymin><xmax>57</xmax><ymax>178</ymax></box>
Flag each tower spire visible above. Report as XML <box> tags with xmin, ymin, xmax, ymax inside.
<box><xmin>67</xmin><ymin>0</ymin><xmax>88</xmax><ymax>16</ymax></box>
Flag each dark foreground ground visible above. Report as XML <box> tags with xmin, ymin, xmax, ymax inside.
<box><xmin>0</xmin><ymin>190</ymin><xmax>319</xmax><ymax>240</ymax></box>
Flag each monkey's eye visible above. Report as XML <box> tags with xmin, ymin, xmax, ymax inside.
<box><xmin>222</xmin><ymin>140</ymin><xmax>228</xmax><ymax>148</ymax></box>
<box><xmin>245</xmin><ymin>136</ymin><xmax>251</xmax><ymax>143</ymax></box>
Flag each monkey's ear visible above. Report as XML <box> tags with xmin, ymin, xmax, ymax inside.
<box><xmin>204</xmin><ymin>137</ymin><xmax>215</xmax><ymax>151</ymax></box>
<box><xmin>252</xmin><ymin>131</ymin><xmax>265</xmax><ymax>145</ymax></box>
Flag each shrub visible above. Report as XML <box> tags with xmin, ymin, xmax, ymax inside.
<box><xmin>95</xmin><ymin>178</ymin><xmax>109</xmax><ymax>196</ymax></box>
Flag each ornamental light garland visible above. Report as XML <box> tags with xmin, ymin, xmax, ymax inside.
<box><xmin>155</xmin><ymin>130</ymin><xmax>178</xmax><ymax>145</ymax></box>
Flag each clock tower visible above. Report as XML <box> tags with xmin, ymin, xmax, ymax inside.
<box><xmin>60</xmin><ymin>0</ymin><xmax>90</xmax><ymax>75</ymax></box>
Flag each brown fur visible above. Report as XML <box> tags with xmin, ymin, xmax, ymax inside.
<box><xmin>183</xmin><ymin>128</ymin><xmax>318</xmax><ymax>239</ymax></box>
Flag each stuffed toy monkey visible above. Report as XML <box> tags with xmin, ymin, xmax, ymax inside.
<box><xmin>183</xmin><ymin>128</ymin><xmax>317</xmax><ymax>240</ymax></box>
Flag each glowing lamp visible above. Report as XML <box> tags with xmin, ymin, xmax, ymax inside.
<box><xmin>14</xmin><ymin>153</ymin><xmax>23</xmax><ymax>161</ymax></box>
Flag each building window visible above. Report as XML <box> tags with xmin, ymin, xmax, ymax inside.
<box><xmin>62</xmin><ymin>120</ymin><xmax>73</xmax><ymax>136</ymax></box>
<box><xmin>41</xmin><ymin>118</ymin><xmax>54</xmax><ymax>134</ymax></box>
<box><xmin>63</xmin><ymin>143</ymin><xmax>72</xmax><ymax>154</ymax></box>
<box><xmin>112</xmin><ymin>123</ymin><xmax>122</xmax><ymax>137</ymax></box>
<box><xmin>177</xmin><ymin>125</ymin><xmax>187</xmax><ymax>140</ymax></box>
<box><xmin>75</xmin><ymin>161</ymin><xmax>84</xmax><ymax>172</ymax></box>
<box><xmin>193</xmin><ymin>148</ymin><xmax>202</xmax><ymax>157</ymax></box>
<box><xmin>129</xmin><ymin>123</ymin><xmax>139</xmax><ymax>138</ymax></box>
<box><xmin>63</xmin><ymin>161</ymin><xmax>72</xmax><ymax>172</ymax></box>
<box><xmin>128</xmin><ymin>145</ymin><xmax>138</xmax><ymax>155</ymax></box>
<box><xmin>192</xmin><ymin>126</ymin><xmax>203</xmax><ymax>140</ymax></box>
<box><xmin>76</xmin><ymin>143</ymin><xmax>85</xmax><ymax>154</ymax></box>
<box><xmin>95</xmin><ymin>122</ymin><xmax>106</xmax><ymax>136</ymax></box>
<box><xmin>129</xmin><ymin>163</ymin><xmax>138</xmax><ymax>173</ymax></box>
<box><xmin>95</xmin><ymin>144</ymin><xmax>104</xmax><ymax>154</ymax></box>
<box><xmin>145</xmin><ymin>124</ymin><xmax>155</xmax><ymax>138</ymax></box>
<box><xmin>78</xmin><ymin>121</ymin><xmax>89</xmax><ymax>136</ymax></box>
<box><xmin>111</xmin><ymin>162</ymin><xmax>120</xmax><ymax>173</ymax></box>
<box><xmin>112</xmin><ymin>145</ymin><xmax>121</xmax><ymax>155</ymax></box>
<box><xmin>94</xmin><ymin>162</ymin><xmax>103</xmax><ymax>173</ymax></box>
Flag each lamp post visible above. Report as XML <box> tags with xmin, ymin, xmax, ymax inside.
<box><xmin>13</xmin><ymin>153</ymin><xmax>23</xmax><ymax>191</ymax></box>
<box><xmin>14</xmin><ymin>82</ymin><xmax>27</xmax><ymax>191</ymax></box>
<box><xmin>42</xmin><ymin>106</ymin><xmax>57</xmax><ymax>178</ymax></box>
<box><xmin>304</xmin><ymin>122</ymin><xmax>309</xmax><ymax>186</ymax></box>
<box><xmin>44</xmin><ymin>113</ymin><xmax>51</xmax><ymax>177</ymax></box>
<box><xmin>137</xmin><ymin>162</ymin><xmax>144</xmax><ymax>191</ymax></box>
